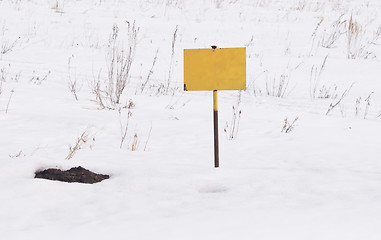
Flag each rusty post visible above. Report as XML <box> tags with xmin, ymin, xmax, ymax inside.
<box><xmin>213</xmin><ymin>89</ymin><xmax>219</xmax><ymax>168</ymax></box>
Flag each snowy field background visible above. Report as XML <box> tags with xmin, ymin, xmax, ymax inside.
<box><xmin>1</xmin><ymin>0</ymin><xmax>381</xmax><ymax>239</ymax></box>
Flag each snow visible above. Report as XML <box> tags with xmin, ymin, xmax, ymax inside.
<box><xmin>1</xmin><ymin>0</ymin><xmax>381</xmax><ymax>239</ymax></box>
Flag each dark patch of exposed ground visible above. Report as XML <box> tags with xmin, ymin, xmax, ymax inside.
<box><xmin>35</xmin><ymin>166</ymin><xmax>109</xmax><ymax>184</ymax></box>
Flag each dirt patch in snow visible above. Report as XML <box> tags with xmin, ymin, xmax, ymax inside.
<box><xmin>35</xmin><ymin>166</ymin><xmax>109</xmax><ymax>184</ymax></box>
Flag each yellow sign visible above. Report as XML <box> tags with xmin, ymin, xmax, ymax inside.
<box><xmin>184</xmin><ymin>47</ymin><xmax>246</xmax><ymax>91</ymax></box>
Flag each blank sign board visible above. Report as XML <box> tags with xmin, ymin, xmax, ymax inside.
<box><xmin>184</xmin><ymin>47</ymin><xmax>246</xmax><ymax>91</ymax></box>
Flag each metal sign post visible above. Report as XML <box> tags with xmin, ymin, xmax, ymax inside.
<box><xmin>213</xmin><ymin>89</ymin><xmax>219</xmax><ymax>168</ymax></box>
<box><xmin>184</xmin><ymin>46</ymin><xmax>246</xmax><ymax>168</ymax></box>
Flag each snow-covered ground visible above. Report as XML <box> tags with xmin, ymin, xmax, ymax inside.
<box><xmin>1</xmin><ymin>0</ymin><xmax>381</xmax><ymax>239</ymax></box>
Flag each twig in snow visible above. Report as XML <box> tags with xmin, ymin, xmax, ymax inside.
<box><xmin>141</xmin><ymin>49</ymin><xmax>159</xmax><ymax>94</ymax></box>
<box><xmin>5</xmin><ymin>89</ymin><xmax>14</xmax><ymax>114</ymax></box>
<box><xmin>119</xmin><ymin>109</ymin><xmax>132</xmax><ymax>149</ymax></box>
<box><xmin>326</xmin><ymin>83</ymin><xmax>354</xmax><ymax>115</ymax></box>
<box><xmin>363</xmin><ymin>92</ymin><xmax>373</xmax><ymax>119</ymax></box>
<box><xmin>65</xmin><ymin>129</ymin><xmax>91</xmax><ymax>160</ymax></box>
<box><xmin>143</xmin><ymin>122</ymin><xmax>152</xmax><ymax>151</ymax></box>
<box><xmin>281</xmin><ymin>117</ymin><xmax>299</xmax><ymax>133</ymax></box>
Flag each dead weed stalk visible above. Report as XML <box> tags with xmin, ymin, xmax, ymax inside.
<box><xmin>119</xmin><ymin>109</ymin><xmax>132</xmax><ymax>149</ymax></box>
<box><xmin>166</xmin><ymin>25</ymin><xmax>178</xmax><ymax>95</ymax></box>
<box><xmin>326</xmin><ymin>83</ymin><xmax>354</xmax><ymax>116</ymax></box>
<box><xmin>310</xmin><ymin>55</ymin><xmax>328</xmax><ymax>99</ymax></box>
<box><xmin>91</xmin><ymin>22</ymin><xmax>139</xmax><ymax>109</ymax></box>
<box><xmin>281</xmin><ymin>117</ymin><xmax>299</xmax><ymax>133</ymax></box>
<box><xmin>265</xmin><ymin>74</ymin><xmax>291</xmax><ymax>98</ymax></box>
<box><xmin>224</xmin><ymin>91</ymin><xmax>243</xmax><ymax>140</ymax></box>
<box><xmin>345</xmin><ymin>15</ymin><xmax>380</xmax><ymax>59</ymax></box>
<box><xmin>65</xmin><ymin>129</ymin><xmax>95</xmax><ymax>160</ymax></box>
<box><xmin>140</xmin><ymin>49</ymin><xmax>159</xmax><ymax>94</ymax></box>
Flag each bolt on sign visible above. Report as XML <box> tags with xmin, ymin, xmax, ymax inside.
<box><xmin>184</xmin><ymin>46</ymin><xmax>246</xmax><ymax>168</ymax></box>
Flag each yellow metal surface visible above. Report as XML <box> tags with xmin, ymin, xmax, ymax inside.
<box><xmin>184</xmin><ymin>47</ymin><xmax>246</xmax><ymax>91</ymax></box>
<box><xmin>213</xmin><ymin>90</ymin><xmax>218</xmax><ymax>111</ymax></box>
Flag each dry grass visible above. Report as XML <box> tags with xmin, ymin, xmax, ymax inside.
<box><xmin>265</xmin><ymin>74</ymin><xmax>291</xmax><ymax>98</ymax></box>
<box><xmin>143</xmin><ymin>123</ymin><xmax>152</xmax><ymax>151</ymax></box>
<box><xmin>310</xmin><ymin>55</ymin><xmax>328</xmax><ymax>99</ymax></box>
<box><xmin>91</xmin><ymin>22</ymin><xmax>139</xmax><ymax>109</ymax></box>
<box><xmin>326</xmin><ymin>83</ymin><xmax>354</xmax><ymax>116</ymax></box>
<box><xmin>166</xmin><ymin>25</ymin><xmax>178</xmax><ymax>95</ymax></box>
<box><xmin>67</xmin><ymin>56</ymin><xmax>80</xmax><ymax>101</ymax></box>
<box><xmin>224</xmin><ymin>91</ymin><xmax>243</xmax><ymax>140</ymax></box>
<box><xmin>281</xmin><ymin>117</ymin><xmax>298</xmax><ymax>133</ymax></box>
<box><xmin>65</xmin><ymin>129</ymin><xmax>95</xmax><ymax>160</ymax></box>
<box><xmin>50</xmin><ymin>0</ymin><xmax>65</xmax><ymax>13</ymax></box>
<box><xmin>139</xmin><ymin>49</ymin><xmax>159</xmax><ymax>94</ymax></box>
<box><xmin>347</xmin><ymin>15</ymin><xmax>363</xmax><ymax>59</ymax></box>
<box><xmin>317</xmin><ymin>85</ymin><xmax>338</xmax><ymax>99</ymax></box>
<box><xmin>129</xmin><ymin>132</ymin><xmax>139</xmax><ymax>151</ymax></box>
<box><xmin>355</xmin><ymin>92</ymin><xmax>374</xmax><ymax>119</ymax></box>
<box><xmin>119</xmin><ymin>109</ymin><xmax>152</xmax><ymax>151</ymax></box>
<box><xmin>0</xmin><ymin>65</ymin><xmax>6</xmax><ymax>96</ymax></box>
<box><xmin>119</xmin><ymin>109</ymin><xmax>132</xmax><ymax>149</ymax></box>
<box><xmin>321</xmin><ymin>14</ymin><xmax>346</xmax><ymax>48</ymax></box>
<box><xmin>1</xmin><ymin>24</ymin><xmax>20</xmax><ymax>54</ymax></box>
<box><xmin>9</xmin><ymin>150</ymin><xmax>25</xmax><ymax>158</ymax></box>
<box><xmin>30</xmin><ymin>70</ymin><xmax>51</xmax><ymax>85</ymax></box>
<box><xmin>345</xmin><ymin>15</ymin><xmax>379</xmax><ymax>59</ymax></box>
<box><xmin>5</xmin><ymin>89</ymin><xmax>14</xmax><ymax>114</ymax></box>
